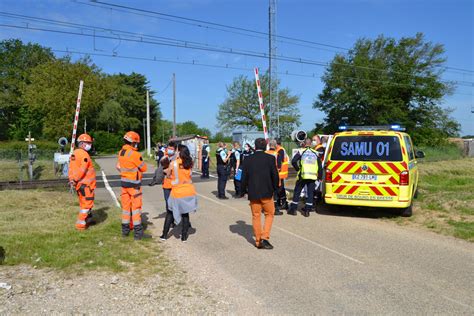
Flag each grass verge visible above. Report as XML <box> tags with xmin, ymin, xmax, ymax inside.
<box><xmin>394</xmin><ymin>158</ymin><xmax>474</xmax><ymax>241</ymax></box>
<box><xmin>0</xmin><ymin>189</ymin><xmax>168</xmax><ymax>273</ymax></box>
<box><xmin>0</xmin><ymin>160</ymin><xmax>57</xmax><ymax>182</ymax></box>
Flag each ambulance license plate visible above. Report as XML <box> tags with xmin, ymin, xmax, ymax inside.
<box><xmin>352</xmin><ymin>174</ymin><xmax>377</xmax><ymax>181</ymax></box>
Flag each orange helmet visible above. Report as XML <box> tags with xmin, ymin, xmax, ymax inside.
<box><xmin>77</xmin><ymin>133</ymin><xmax>92</xmax><ymax>143</ymax></box>
<box><xmin>124</xmin><ymin>131</ymin><xmax>140</xmax><ymax>143</ymax></box>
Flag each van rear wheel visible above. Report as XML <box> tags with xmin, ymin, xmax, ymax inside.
<box><xmin>400</xmin><ymin>204</ymin><xmax>413</xmax><ymax>217</ymax></box>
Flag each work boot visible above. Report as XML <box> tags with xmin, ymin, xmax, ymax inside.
<box><xmin>287</xmin><ymin>204</ymin><xmax>297</xmax><ymax>216</ymax></box>
<box><xmin>121</xmin><ymin>224</ymin><xmax>130</xmax><ymax>237</ymax></box>
<box><xmin>274</xmin><ymin>202</ymin><xmax>283</xmax><ymax>215</ymax></box>
<box><xmin>133</xmin><ymin>224</ymin><xmax>144</xmax><ymax>240</ymax></box>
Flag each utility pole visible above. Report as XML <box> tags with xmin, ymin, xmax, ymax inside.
<box><xmin>173</xmin><ymin>73</ymin><xmax>177</xmax><ymax>138</ymax></box>
<box><xmin>142</xmin><ymin>118</ymin><xmax>146</xmax><ymax>150</ymax></box>
<box><xmin>269</xmin><ymin>0</ymin><xmax>279</xmax><ymax>138</ymax></box>
<box><xmin>146</xmin><ymin>90</ymin><xmax>151</xmax><ymax>156</ymax></box>
<box><xmin>84</xmin><ymin>117</ymin><xmax>87</xmax><ymax>134</ymax></box>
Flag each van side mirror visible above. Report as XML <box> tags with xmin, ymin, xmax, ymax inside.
<box><xmin>415</xmin><ymin>150</ymin><xmax>425</xmax><ymax>159</ymax></box>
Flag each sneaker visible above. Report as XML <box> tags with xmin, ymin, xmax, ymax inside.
<box><xmin>159</xmin><ymin>234</ymin><xmax>167</xmax><ymax>241</ymax></box>
<box><xmin>218</xmin><ymin>196</ymin><xmax>229</xmax><ymax>200</ymax></box>
<box><xmin>274</xmin><ymin>209</ymin><xmax>283</xmax><ymax>216</ymax></box>
<box><xmin>260</xmin><ymin>239</ymin><xmax>274</xmax><ymax>250</ymax></box>
<box><xmin>181</xmin><ymin>233</ymin><xmax>188</xmax><ymax>242</ymax></box>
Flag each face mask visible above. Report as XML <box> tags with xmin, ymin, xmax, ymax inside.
<box><xmin>322</xmin><ymin>143</ymin><xmax>327</xmax><ymax>148</ymax></box>
<box><xmin>83</xmin><ymin>144</ymin><xmax>92</xmax><ymax>152</ymax></box>
<box><xmin>167</xmin><ymin>149</ymin><xmax>175</xmax><ymax>156</ymax></box>
<box><xmin>311</xmin><ymin>141</ymin><xmax>317</xmax><ymax>146</ymax></box>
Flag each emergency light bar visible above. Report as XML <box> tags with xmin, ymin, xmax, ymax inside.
<box><xmin>338</xmin><ymin>125</ymin><xmax>406</xmax><ymax>131</ymax></box>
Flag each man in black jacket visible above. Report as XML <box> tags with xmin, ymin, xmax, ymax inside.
<box><xmin>241</xmin><ymin>138</ymin><xmax>279</xmax><ymax>250</ymax></box>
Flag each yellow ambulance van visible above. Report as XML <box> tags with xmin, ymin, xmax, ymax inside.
<box><xmin>324</xmin><ymin>125</ymin><xmax>424</xmax><ymax>217</ymax></box>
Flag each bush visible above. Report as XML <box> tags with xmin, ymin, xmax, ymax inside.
<box><xmin>0</xmin><ymin>140</ymin><xmax>61</xmax><ymax>151</ymax></box>
<box><xmin>417</xmin><ymin>143</ymin><xmax>464</xmax><ymax>162</ymax></box>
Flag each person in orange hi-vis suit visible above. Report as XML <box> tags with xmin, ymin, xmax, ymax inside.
<box><xmin>276</xmin><ymin>138</ymin><xmax>289</xmax><ymax>210</ymax></box>
<box><xmin>68</xmin><ymin>133</ymin><xmax>96</xmax><ymax>230</ymax></box>
<box><xmin>163</xmin><ymin>145</ymin><xmax>198</xmax><ymax>242</ymax></box>
<box><xmin>116</xmin><ymin>131</ymin><xmax>148</xmax><ymax>240</ymax></box>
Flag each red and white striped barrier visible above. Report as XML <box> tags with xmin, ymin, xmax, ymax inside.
<box><xmin>70</xmin><ymin>80</ymin><xmax>84</xmax><ymax>154</ymax></box>
<box><xmin>254</xmin><ymin>68</ymin><xmax>269</xmax><ymax>143</ymax></box>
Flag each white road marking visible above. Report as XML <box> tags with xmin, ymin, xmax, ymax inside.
<box><xmin>441</xmin><ymin>296</ymin><xmax>474</xmax><ymax>311</ymax></box>
<box><xmin>197</xmin><ymin>193</ymin><xmax>364</xmax><ymax>265</ymax></box>
<box><xmin>101</xmin><ymin>170</ymin><xmax>120</xmax><ymax>208</ymax></box>
<box><xmin>192</xmin><ymin>171</ymin><xmax>218</xmax><ymax>179</ymax></box>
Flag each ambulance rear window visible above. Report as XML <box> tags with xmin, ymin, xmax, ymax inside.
<box><xmin>330</xmin><ymin>136</ymin><xmax>402</xmax><ymax>161</ymax></box>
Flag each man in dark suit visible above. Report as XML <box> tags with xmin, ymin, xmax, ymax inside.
<box><xmin>241</xmin><ymin>138</ymin><xmax>279</xmax><ymax>250</ymax></box>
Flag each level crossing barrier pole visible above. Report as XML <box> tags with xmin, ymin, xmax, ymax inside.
<box><xmin>70</xmin><ymin>80</ymin><xmax>84</xmax><ymax>154</ymax></box>
<box><xmin>253</xmin><ymin>68</ymin><xmax>269</xmax><ymax>143</ymax></box>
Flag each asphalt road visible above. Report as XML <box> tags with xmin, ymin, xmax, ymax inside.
<box><xmin>96</xmin><ymin>156</ymin><xmax>474</xmax><ymax>314</ymax></box>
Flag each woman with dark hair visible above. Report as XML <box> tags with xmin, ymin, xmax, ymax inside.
<box><xmin>161</xmin><ymin>145</ymin><xmax>198</xmax><ymax>242</ymax></box>
<box><xmin>241</xmin><ymin>143</ymin><xmax>254</xmax><ymax>162</ymax></box>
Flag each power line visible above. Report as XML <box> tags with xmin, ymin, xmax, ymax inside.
<box><xmin>75</xmin><ymin>0</ymin><xmax>348</xmax><ymax>53</ymax></box>
<box><xmin>155</xmin><ymin>78</ymin><xmax>173</xmax><ymax>96</ymax></box>
<box><xmin>2</xmin><ymin>20</ymin><xmax>473</xmax><ymax>87</ymax></box>
<box><xmin>49</xmin><ymin>48</ymin><xmax>474</xmax><ymax>95</ymax></box>
<box><xmin>74</xmin><ymin>0</ymin><xmax>474</xmax><ymax>74</ymax></box>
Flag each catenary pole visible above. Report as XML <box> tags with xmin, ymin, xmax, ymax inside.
<box><xmin>173</xmin><ymin>73</ymin><xmax>177</xmax><ymax>138</ymax></box>
<box><xmin>146</xmin><ymin>90</ymin><xmax>151</xmax><ymax>156</ymax></box>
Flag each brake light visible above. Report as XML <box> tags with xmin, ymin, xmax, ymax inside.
<box><xmin>325</xmin><ymin>169</ymin><xmax>333</xmax><ymax>183</ymax></box>
<box><xmin>400</xmin><ymin>170</ymin><xmax>409</xmax><ymax>186</ymax></box>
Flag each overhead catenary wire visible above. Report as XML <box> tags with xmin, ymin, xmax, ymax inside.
<box><xmin>1</xmin><ymin>21</ymin><xmax>473</xmax><ymax>88</ymax></box>
<box><xmin>49</xmin><ymin>48</ymin><xmax>474</xmax><ymax>96</ymax></box>
<box><xmin>73</xmin><ymin>0</ymin><xmax>474</xmax><ymax>75</ymax></box>
<box><xmin>74</xmin><ymin>0</ymin><xmax>349</xmax><ymax>53</ymax></box>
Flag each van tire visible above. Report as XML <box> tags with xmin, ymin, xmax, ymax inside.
<box><xmin>400</xmin><ymin>204</ymin><xmax>413</xmax><ymax>217</ymax></box>
<box><xmin>414</xmin><ymin>188</ymin><xmax>418</xmax><ymax>199</ymax></box>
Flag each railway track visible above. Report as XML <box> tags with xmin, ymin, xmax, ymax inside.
<box><xmin>0</xmin><ymin>168</ymin><xmax>299</xmax><ymax>191</ymax></box>
<box><xmin>0</xmin><ymin>178</ymin><xmax>69</xmax><ymax>190</ymax></box>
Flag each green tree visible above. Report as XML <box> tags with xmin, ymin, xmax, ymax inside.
<box><xmin>97</xmin><ymin>100</ymin><xmax>126</xmax><ymax>133</ymax></box>
<box><xmin>313</xmin><ymin>33</ymin><xmax>460</xmax><ymax>145</ymax></box>
<box><xmin>108</xmin><ymin>73</ymin><xmax>161</xmax><ymax>140</ymax></box>
<box><xmin>22</xmin><ymin>56</ymin><xmax>110</xmax><ymax>140</ymax></box>
<box><xmin>0</xmin><ymin>39</ymin><xmax>54</xmax><ymax>139</ymax></box>
<box><xmin>217</xmin><ymin>72</ymin><xmax>300</xmax><ymax>138</ymax></box>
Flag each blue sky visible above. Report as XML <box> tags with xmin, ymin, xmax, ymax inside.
<box><xmin>1</xmin><ymin>0</ymin><xmax>473</xmax><ymax>135</ymax></box>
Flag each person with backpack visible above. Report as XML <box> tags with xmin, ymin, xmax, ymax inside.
<box><xmin>287</xmin><ymin>138</ymin><xmax>322</xmax><ymax>217</ymax></box>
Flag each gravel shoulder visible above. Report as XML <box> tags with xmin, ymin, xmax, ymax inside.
<box><xmin>0</xmin><ymin>264</ymin><xmax>228</xmax><ymax>314</ymax></box>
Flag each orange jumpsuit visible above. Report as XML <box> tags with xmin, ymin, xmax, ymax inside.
<box><xmin>68</xmin><ymin>148</ymin><xmax>96</xmax><ymax>230</ymax></box>
<box><xmin>117</xmin><ymin>144</ymin><xmax>147</xmax><ymax>237</ymax></box>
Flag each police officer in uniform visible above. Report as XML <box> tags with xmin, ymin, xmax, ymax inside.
<box><xmin>232</xmin><ymin>142</ymin><xmax>243</xmax><ymax>198</ymax></box>
<box><xmin>201</xmin><ymin>140</ymin><xmax>210</xmax><ymax>179</ymax></box>
<box><xmin>216</xmin><ymin>142</ymin><xmax>232</xmax><ymax>199</ymax></box>
<box><xmin>288</xmin><ymin>138</ymin><xmax>322</xmax><ymax>217</ymax></box>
